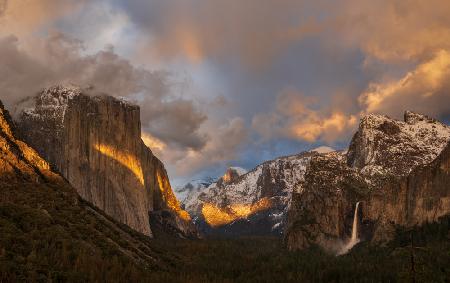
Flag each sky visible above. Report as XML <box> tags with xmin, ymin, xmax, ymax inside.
<box><xmin>1</xmin><ymin>0</ymin><xmax>450</xmax><ymax>185</ymax></box>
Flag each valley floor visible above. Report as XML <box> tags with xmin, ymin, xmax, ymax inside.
<box><xmin>1</xmin><ymin>186</ymin><xmax>449</xmax><ymax>283</ymax></box>
<box><xmin>147</xmin><ymin>216</ymin><xmax>450</xmax><ymax>283</ymax></box>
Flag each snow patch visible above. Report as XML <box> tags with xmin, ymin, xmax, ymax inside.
<box><xmin>310</xmin><ymin>146</ymin><xmax>335</xmax><ymax>154</ymax></box>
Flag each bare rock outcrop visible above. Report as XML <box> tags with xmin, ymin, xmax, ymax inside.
<box><xmin>13</xmin><ymin>85</ymin><xmax>195</xmax><ymax>237</ymax></box>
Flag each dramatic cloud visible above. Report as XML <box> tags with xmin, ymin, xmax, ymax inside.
<box><xmin>359</xmin><ymin>50</ymin><xmax>450</xmax><ymax>118</ymax></box>
<box><xmin>0</xmin><ymin>32</ymin><xmax>209</xmax><ymax>154</ymax></box>
<box><xmin>164</xmin><ymin>117</ymin><xmax>249</xmax><ymax>176</ymax></box>
<box><xmin>0</xmin><ymin>33</ymin><xmax>136</xmax><ymax>105</ymax></box>
<box><xmin>119</xmin><ymin>0</ymin><xmax>326</xmax><ymax>67</ymax></box>
<box><xmin>0</xmin><ymin>0</ymin><xmax>85</xmax><ymax>36</ymax></box>
<box><xmin>140</xmin><ymin>99</ymin><xmax>208</xmax><ymax>150</ymax></box>
<box><xmin>338</xmin><ymin>0</ymin><xmax>450</xmax><ymax>63</ymax></box>
<box><xmin>252</xmin><ymin>89</ymin><xmax>358</xmax><ymax>144</ymax></box>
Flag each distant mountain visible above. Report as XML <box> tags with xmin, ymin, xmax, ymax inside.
<box><xmin>286</xmin><ymin>112</ymin><xmax>450</xmax><ymax>253</ymax></box>
<box><xmin>13</xmin><ymin>85</ymin><xmax>196</xmax><ymax>238</ymax></box>
<box><xmin>178</xmin><ymin>152</ymin><xmax>329</xmax><ymax>236</ymax></box>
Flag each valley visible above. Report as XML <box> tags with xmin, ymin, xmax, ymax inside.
<box><xmin>2</xmin><ymin>2</ymin><xmax>450</xmax><ymax>281</ymax></box>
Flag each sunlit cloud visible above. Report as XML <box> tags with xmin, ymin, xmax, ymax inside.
<box><xmin>142</xmin><ymin>132</ymin><xmax>166</xmax><ymax>152</ymax></box>
<box><xmin>252</xmin><ymin>89</ymin><xmax>358</xmax><ymax>144</ymax></box>
<box><xmin>359</xmin><ymin>50</ymin><xmax>450</xmax><ymax>118</ymax></box>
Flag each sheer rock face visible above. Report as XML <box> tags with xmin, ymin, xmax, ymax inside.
<box><xmin>14</xmin><ymin>85</ymin><xmax>194</xmax><ymax>237</ymax></box>
<box><xmin>286</xmin><ymin>112</ymin><xmax>450</xmax><ymax>252</ymax></box>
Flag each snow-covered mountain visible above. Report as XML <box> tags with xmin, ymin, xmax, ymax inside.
<box><xmin>178</xmin><ymin>150</ymin><xmax>334</xmax><ymax>236</ymax></box>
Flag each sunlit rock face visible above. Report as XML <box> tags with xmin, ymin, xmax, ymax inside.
<box><xmin>285</xmin><ymin>112</ymin><xmax>450</xmax><ymax>252</ymax></box>
<box><xmin>178</xmin><ymin>153</ymin><xmax>318</xmax><ymax>236</ymax></box>
<box><xmin>0</xmin><ymin>100</ymin><xmax>56</xmax><ymax>183</ymax></box>
<box><xmin>14</xmin><ymin>85</ymin><xmax>195</xmax><ymax>237</ymax></box>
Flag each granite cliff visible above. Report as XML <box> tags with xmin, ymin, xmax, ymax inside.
<box><xmin>13</xmin><ymin>85</ymin><xmax>194</xmax><ymax>238</ymax></box>
<box><xmin>0</xmin><ymin>99</ymin><xmax>163</xmax><ymax>280</ymax></box>
<box><xmin>285</xmin><ymin>112</ymin><xmax>450</xmax><ymax>253</ymax></box>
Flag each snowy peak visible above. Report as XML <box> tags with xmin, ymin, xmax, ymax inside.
<box><xmin>15</xmin><ymin>84</ymin><xmax>137</xmax><ymax>119</ymax></box>
<box><xmin>347</xmin><ymin>111</ymin><xmax>450</xmax><ymax>177</ymax></box>
<box><xmin>310</xmin><ymin>146</ymin><xmax>335</xmax><ymax>154</ymax></box>
<box><xmin>404</xmin><ymin>111</ymin><xmax>437</xmax><ymax>125</ymax></box>
<box><xmin>39</xmin><ymin>84</ymin><xmax>82</xmax><ymax>104</ymax></box>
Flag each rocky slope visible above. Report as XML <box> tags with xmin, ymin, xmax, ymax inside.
<box><xmin>177</xmin><ymin>150</ymin><xmax>331</xmax><ymax>236</ymax></box>
<box><xmin>285</xmin><ymin>112</ymin><xmax>450</xmax><ymax>253</ymax></box>
<box><xmin>0</xmin><ymin>100</ymin><xmax>164</xmax><ymax>281</ymax></box>
<box><xmin>13</xmin><ymin>85</ymin><xmax>195</xmax><ymax>238</ymax></box>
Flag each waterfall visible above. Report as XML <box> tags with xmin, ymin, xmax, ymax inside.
<box><xmin>337</xmin><ymin>201</ymin><xmax>360</xmax><ymax>255</ymax></box>
<box><xmin>350</xmin><ymin>202</ymin><xmax>360</xmax><ymax>243</ymax></box>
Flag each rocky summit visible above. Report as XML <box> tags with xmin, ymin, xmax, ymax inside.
<box><xmin>13</xmin><ymin>85</ymin><xmax>196</xmax><ymax>238</ymax></box>
<box><xmin>285</xmin><ymin>112</ymin><xmax>450</xmax><ymax>253</ymax></box>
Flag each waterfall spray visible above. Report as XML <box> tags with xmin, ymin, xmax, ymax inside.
<box><xmin>338</xmin><ymin>201</ymin><xmax>360</xmax><ymax>255</ymax></box>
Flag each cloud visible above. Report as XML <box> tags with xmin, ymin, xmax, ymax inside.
<box><xmin>0</xmin><ymin>32</ymin><xmax>209</xmax><ymax>154</ymax></box>
<box><xmin>157</xmin><ymin>117</ymin><xmax>248</xmax><ymax>177</ymax></box>
<box><xmin>140</xmin><ymin>99</ymin><xmax>208</xmax><ymax>150</ymax></box>
<box><xmin>0</xmin><ymin>0</ymin><xmax>6</xmax><ymax>16</ymax></box>
<box><xmin>0</xmin><ymin>0</ymin><xmax>85</xmax><ymax>36</ymax></box>
<box><xmin>142</xmin><ymin>133</ymin><xmax>166</xmax><ymax>152</ymax></box>
<box><xmin>119</xmin><ymin>0</ymin><xmax>325</xmax><ymax>67</ymax></box>
<box><xmin>252</xmin><ymin>89</ymin><xmax>358</xmax><ymax>143</ymax></box>
<box><xmin>338</xmin><ymin>0</ymin><xmax>450</xmax><ymax>63</ymax></box>
<box><xmin>0</xmin><ymin>33</ymin><xmax>136</xmax><ymax>105</ymax></box>
<box><xmin>359</xmin><ymin>50</ymin><xmax>450</xmax><ymax>118</ymax></box>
